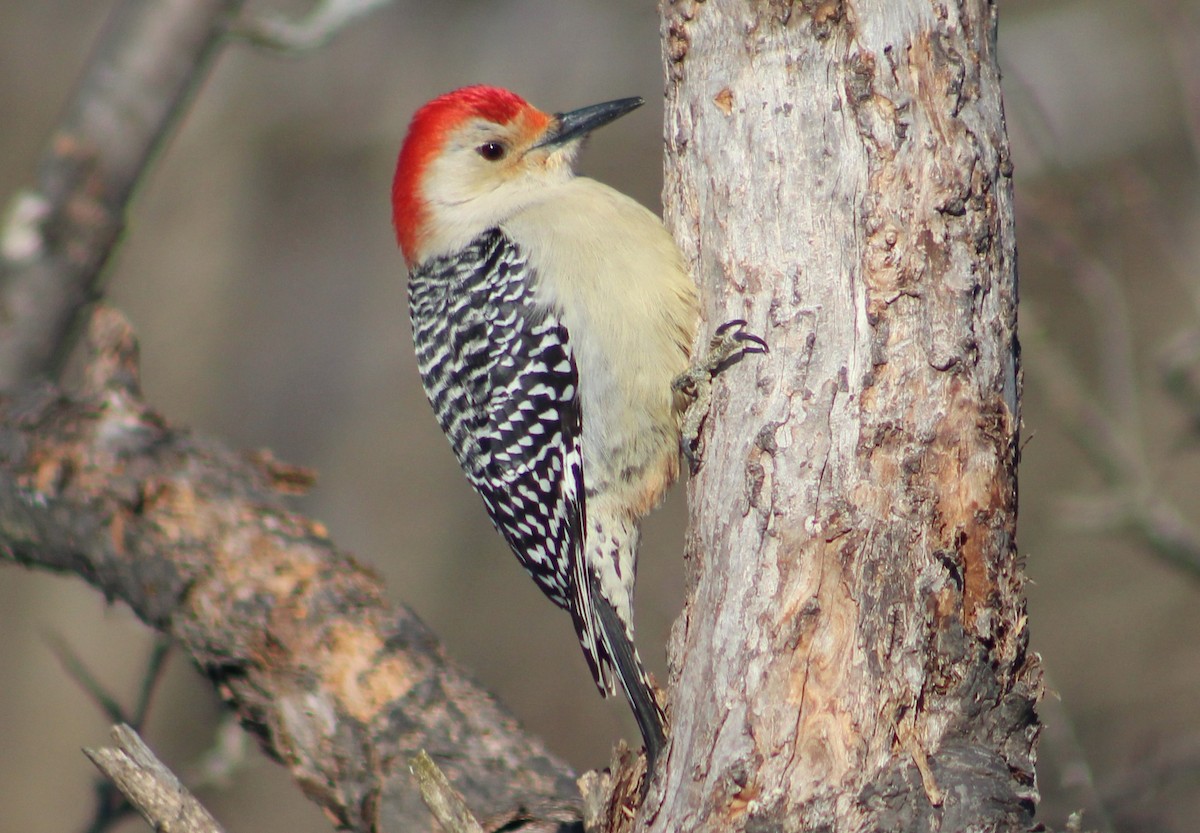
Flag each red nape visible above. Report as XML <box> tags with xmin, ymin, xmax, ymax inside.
<box><xmin>392</xmin><ymin>86</ymin><xmax>532</xmax><ymax>265</ymax></box>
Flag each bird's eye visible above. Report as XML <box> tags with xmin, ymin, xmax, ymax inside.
<box><xmin>476</xmin><ymin>141</ymin><xmax>507</xmax><ymax>161</ymax></box>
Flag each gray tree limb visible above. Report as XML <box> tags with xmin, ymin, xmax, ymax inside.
<box><xmin>0</xmin><ymin>0</ymin><xmax>245</xmax><ymax>387</ymax></box>
<box><xmin>0</xmin><ymin>307</ymin><xmax>582</xmax><ymax>833</ymax></box>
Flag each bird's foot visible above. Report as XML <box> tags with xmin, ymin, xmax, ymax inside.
<box><xmin>673</xmin><ymin>319</ymin><xmax>768</xmax><ymax>474</ymax></box>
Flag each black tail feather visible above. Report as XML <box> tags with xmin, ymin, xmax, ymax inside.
<box><xmin>594</xmin><ymin>592</ymin><xmax>668</xmax><ymax>772</ymax></box>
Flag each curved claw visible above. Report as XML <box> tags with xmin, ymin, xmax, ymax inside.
<box><xmin>734</xmin><ymin>331</ymin><xmax>769</xmax><ymax>354</ymax></box>
<box><xmin>674</xmin><ymin>318</ymin><xmax>769</xmax><ymax>472</ymax></box>
<box><xmin>711</xmin><ymin>319</ymin><xmax>769</xmax><ymax>358</ymax></box>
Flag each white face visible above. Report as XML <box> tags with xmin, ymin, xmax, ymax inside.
<box><xmin>419</xmin><ymin>115</ymin><xmax>581</xmax><ymax>260</ymax></box>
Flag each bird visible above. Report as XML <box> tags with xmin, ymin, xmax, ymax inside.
<box><xmin>392</xmin><ymin>85</ymin><xmax>763</xmax><ymax>771</ymax></box>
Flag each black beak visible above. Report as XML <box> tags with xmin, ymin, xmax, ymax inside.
<box><xmin>532</xmin><ymin>96</ymin><xmax>644</xmax><ymax>149</ymax></box>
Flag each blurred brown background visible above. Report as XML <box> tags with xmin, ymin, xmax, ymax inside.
<box><xmin>1</xmin><ymin>1</ymin><xmax>1198</xmax><ymax>831</ymax></box>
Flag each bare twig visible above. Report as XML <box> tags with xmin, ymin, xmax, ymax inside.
<box><xmin>46</xmin><ymin>632</ymin><xmax>171</xmax><ymax>727</ymax></box>
<box><xmin>1158</xmin><ymin>328</ymin><xmax>1200</xmax><ymax>433</ymax></box>
<box><xmin>1108</xmin><ymin>167</ymin><xmax>1200</xmax><ymax>319</ymax></box>
<box><xmin>49</xmin><ymin>635</ymin><xmax>174</xmax><ymax>833</ymax></box>
<box><xmin>410</xmin><ymin>751</ymin><xmax>485</xmax><ymax>833</ymax></box>
<box><xmin>131</xmin><ymin>638</ymin><xmax>173</xmax><ymax>727</ymax></box>
<box><xmin>84</xmin><ymin>724</ymin><xmax>226</xmax><ymax>833</ymax></box>
<box><xmin>232</xmin><ymin>0</ymin><xmax>394</xmax><ymax>53</ymax></box>
<box><xmin>46</xmin><ymin>633</ymin><xmax>128</xmax><ymax>724</ymax></box>
<box><xmin>1021</xmin><ymin>304</ymin><xmax>1141</xmax><ymax>482</ymax></box>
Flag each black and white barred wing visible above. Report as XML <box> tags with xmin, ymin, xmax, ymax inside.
<box><xmin>408</xmin><ymin>230</ymin><xmax>584</xmax><ymax>610</ymax></box>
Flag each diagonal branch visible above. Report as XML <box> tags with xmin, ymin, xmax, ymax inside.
<box><xmin>0</xmin><ymin>307</ymin><xmax>582</xmax><ymax>833</ymax></box>
<box><xmin>84</xmin><ymin>724</ymin><xmax>227</xmax><ymax>833</ymax></box>
<box><xmin>0</xmin><ymin>0</ymin><xmax>398</xmax><ymax>388</ymax></box>
<box><xmin>0</xmin><ymin>0</ymin><xmax>245</xmax><ymax>387</ymax></box>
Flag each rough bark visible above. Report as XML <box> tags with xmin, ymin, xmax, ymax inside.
<box><xmin>0</xmin><ymin>308</ymin><xmax>581</xmax><ymax>833</ymax></box>
<box><xmin>650</xmin><ymin>1</ymin><xmax>1039</xmax><ymax>831</ymax></box>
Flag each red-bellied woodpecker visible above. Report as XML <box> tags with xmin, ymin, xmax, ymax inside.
<box><xmin>392</xmin><ymin>86</ymin><xmax>764</xmax><ymax>770</ymax></box>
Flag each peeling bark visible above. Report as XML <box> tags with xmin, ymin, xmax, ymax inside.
<box><xmin>650</xmin><ymin>1</ymin><xmax>1039</xmax><ymax>831</ymax></box>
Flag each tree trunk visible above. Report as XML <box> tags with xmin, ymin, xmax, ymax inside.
<box><xmin>652</xmin><ymin>1</ymin><xmax>1040</xmax><ymax>831</ymax></box>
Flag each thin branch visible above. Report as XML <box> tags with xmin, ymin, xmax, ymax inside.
<box><xmin>1108</xmin><ymin>167</ymin><xmax>1200</xmax><ymax>320</ymax></box>
<box><xmin>1069</xmin><ymin>253</ymin><xmax>1141</xmax><ymax>444</ymax></box>
<box><xmin>1021</xmin><ymin>305</ymin><xmax>1141</xmax><ymax>482</ymax></box>
<box><xmin>49</xmin><ymin>634</ymin><xmax>174</xmax><ymax>833</ymax></box>
<box><xmin>233</xmin><ymin>0</ymin><xmax>395</xmax><ymax>53</ymax></box>
<box><xmin>84</xmin><ymin>724</ymin><xmax>227</xmax><ymax>833</ymax></box>
<box><xmin>46</xmin><ymin>628</ymin><xmax>171</xmax><ymax>727</ymax></box>
<box><xmin>131</xmin><ymin>638</ymin><xmax>173</xmax><ymax>727</ymax></box>
<box><xmin>1019</xmin><ymin>196</ymin><xmax>1144</xmax><ymax>446</ymax></box>
<box><xmin>46</xmin><ymin>633</ymin><xmax>128</xmax><ymax>724</ymax></box>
